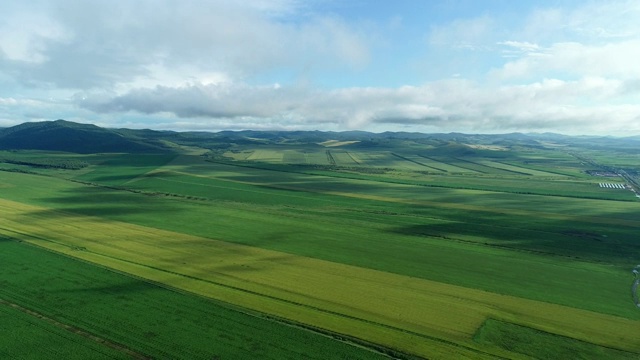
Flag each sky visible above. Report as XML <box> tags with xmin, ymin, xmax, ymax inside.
<box><xmin>1</xmin><ymin>0</ymin><xmax>639</xmax><ymax>135</ymax></box>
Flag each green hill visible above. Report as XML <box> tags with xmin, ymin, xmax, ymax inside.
<box><xmin>0</xmin><ymin>120</ymin><xmax>170</xmax><ymax>153</ymax></box>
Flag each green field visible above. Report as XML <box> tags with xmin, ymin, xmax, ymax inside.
<box><xmin>1</xmin><ymin>135</ymin><xmax>639</xmax><ymax>359</ymax></box>
<box><xmin>473</xmin><ymin>319</ymin><xmax>639</xmax><ymax>359</ymax></box>
<box><xmin>0</xmin><ymin>238</ymin><xmax>391</xmax><ymax>360</ymax></box>
<box><xmin>0</xmin><ymin>299</ymin><xmax>128</xmax><ymax>360</ymax></box>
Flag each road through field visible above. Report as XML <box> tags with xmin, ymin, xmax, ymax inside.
<box><xmin>1</xmin><ymin>198</ymin><xmax>638</xmax><ymax>359</ymax></box>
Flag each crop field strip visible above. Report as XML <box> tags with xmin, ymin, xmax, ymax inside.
<box><xmin>326</xmin><ymin>150</ymin><xmax>359</xmax><ymax>166</ymax></box>
<box><xmin>509</xmin><ymin>158</ymin><xmax>587</xmax><ymax>177</ymax></box>
<box><xmin>213</xmin><ymin>148</ymin><xmax>573</xmax><ymax>183</ymax></box>
<box><xmin>0</xmin><ymin>298</ymin><xmax>145</xmax><ymax>360</ymax></box>
<box><xmin>127</xmin><ymin>168</ymin><xmax>615</xmax><ymax>219</ymax></box>
<box><xmin>0</xmin><ymin>240</ymin><xmax>632</xmax><ymax>358</ymax></box>
<box><xmin>0</xmin><ymin>198</ymin><xmax>638</xmax><ymax>360</ymax></box>
<box><xmin>3</xmin><ymin>148</ymin><xmax>638</xmax><ymax>357</ymax></box>
<box><xmin>473</xmin><ymin>319</ymin><xmax>640</xmax><ymax>359</ymax></box>
<box><xmin>4</xmin><ymin>162</ymin><xmax>640</xmax><ymax>267</ymax></box>
<box><xmin>110</xmin><ymin>160</ymin><xmax>640</xmax><ymax>306</ymax></box>
<box><xmin>416</xmin><ymin>155</ymin><xmax>480</xmax><ymax>173</ymax></box>
<box><xmin>135</xmin><ymin>162</ymin><xmax>640</xmax><ymax>228</ymax></box>
<box><xmin>0</xmin><ymin>299</ymin><xmax>129</xmax><ymax>360</ymax></box>
<box><xmin>250</xmin><ymin>148</ymin><xmax>603</xmax><ymax>187</ymax></box>
<box><xmin>348</xmin><ymin>151</ymin><xmax>391</xmax><ymax>167</ymax></box>
<box><xmin>117</xmin><ymin>175</ymin><xmax>640</xmax><ymax>269</ymax></box>
<box><xmin>451</xmin><ymin>157</ymin><xmax>533</xmax><ymax>176</ymax></box>
<box><xmin>390</xmin><ymin>153</ymin><xmax>447</xmax><ymax>172</ymax></box>
<box><xmin>281</xmin><ymin>150</ymin><xmax>307</xmax><ymax>164</ymax></box>
<box><xmin>198</xmin><ymin>157</ymin><xmax>634</xmax><ymax>201</ymax></box>
<box><xmin>61</xmin><ymin>154</ymin><xmax>640</xmax><ymax>225</ymax></box>
<box><xmin>2</xmin><ymin>159</ymin><xmax>637</xmax><ymax>300</ymax></box>
<box><xmin>0</xmin><ymin>201</ymin><xmax>497</xmax><ymax>359</ymax></box>
<box><xmin>0</xmin><ymin>238</ymin><xmax>389</xmax><ymax>360</ymax></box>
<box><xmin>481</xmin><ymin>160</ymin><xmax>568</xmax><ymax>177</ymax></box>
<box><xmin>246</xmin><ymin>149</ymin><xmax>284</xmax><ymax>162</ymax></box>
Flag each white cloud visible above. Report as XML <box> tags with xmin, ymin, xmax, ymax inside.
<box><xmin>520</xmin><ymin>0</ymin><xmax>640</xmax><ymax>43</ymax></box>
<box><xmin>76</xmin><ymin>76</ymin><xmax>640</xmax><ymax>135</ymax></box>
<box><xmin>0</xmin><ymin>4</ymin><xmax>71</xmax><ymax>63</ymax></box>
<box><xmin>2</xmin><ymin>0</ymin><xmax>640</xmax><ymax>136</ymax></box>
<box><xmin>498</xmin><ymin>41</ymin><xmax>544</xmax><ymax>59</ymax></box>
<box><xmin>494</xmin><ymin>40</ymin><xmax>640</xmax><ymax>80</ymax></box>
<box><xmin>0</xmin><ymin>0</ymin><xmax>371</xmax><ymax>90</ymax></box>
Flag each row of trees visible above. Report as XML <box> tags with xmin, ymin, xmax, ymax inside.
<box><xmin>0</xmin><ymin>158</ymin><xmax>89</xmax><ymax>170</ymax></box>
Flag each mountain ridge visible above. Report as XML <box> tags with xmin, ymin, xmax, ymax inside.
<box><xmin>1</xmin><ymin>119</ymin><xmax>639</xmax><ymax>154</ymax></box>
<box><xmin>0</xmin><ymin>119</ymin><xmax>170</xmax><ymax>153</ymax></box>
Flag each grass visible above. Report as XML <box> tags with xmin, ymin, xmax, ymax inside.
<box><xmin>1</xmin><ymin>143</ymin><xmax>639</xmax><ymax>359</ymax></box>
<box><xmin>1</xmin><ymin>199</ymin><xmax>639</xmax><ymax>359</ymax></box>
<box><xmin>474</xmin><ymin>319</ymin><xmax>639</xmax><ymax>359</ymax></box>
<box><xmin>0</xmin><ymin>301</ymin><xmax>128</xmax><ymax>360</ymax></box>
<box><xmin>202</xmin><ymin>156</ymin><xmax>636</xmax><ymax>201</ymax></box>
<box><xmin>75</xmin><ymin>153</ymin><xmax>177</xmax><ymax>186</ymax></box>
<box><xmin>0</xmin><ymin>238</ymin><xmax>392</xmax><ymax>360</ymax></box>
<box><xmin>1</xmin><ymin>163</ymin><xmax>639</xmax><ymax>320</ymax></box>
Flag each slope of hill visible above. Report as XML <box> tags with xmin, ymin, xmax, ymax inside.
<box><xmin>0</xmin><ymin>120</ymin><xmax>170</xmax><ymax>153</ymax></box>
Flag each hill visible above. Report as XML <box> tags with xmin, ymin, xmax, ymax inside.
<box><xmin>0</xmin><ymin>120</ymin><xmax>170</xmax><ymax>153</ymax></box>
<box><xmin>2</xmin><ymin>119</ymin><xmax>640</xmax><ymax>155</ymax></box>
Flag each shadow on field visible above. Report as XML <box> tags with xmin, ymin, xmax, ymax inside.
<box><xmin>34</xmin><ymin>185</ymin><xmax>182</xmax><ymax>219</ymax></box>
<box><xmin>386</xmin><ymin>208</ymin><xmax>640</xmax><ymax>266</ymax></box>
<box><xmin>27</xmin><ymin>206</ymin><xmax>172</xmax><ymax>218</ymax></box>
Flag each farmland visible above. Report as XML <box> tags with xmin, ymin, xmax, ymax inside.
<box><xmin>0</xmin><ymin>237</ymin><xmax>392</xmax><ymax>360</ymax></box>
<box><xmin>1</xmin><ymin>125</ymin><xmax>640</xmax><ymax>359</ymax></box>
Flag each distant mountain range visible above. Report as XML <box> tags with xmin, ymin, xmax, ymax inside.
<box><xmin>1</xmin><ymin>119</ymin><xmax>639</xmax><ymax>154</ymax></box>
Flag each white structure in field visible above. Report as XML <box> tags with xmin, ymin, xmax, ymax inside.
<box><xmin>599</xmin><ymin>183</ymin><xmax>626</xmax><ymax>189</ymax></box>
<box><xmin>633</xmin><ymin>266</ymin><xmax>640</xmax><ymax>308</ymax></box>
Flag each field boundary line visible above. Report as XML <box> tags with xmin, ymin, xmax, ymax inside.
<box><xmin>346</xmin><ymin>152</ymin><xmax>361</xmax><ymax>165</ymax></box>
<box><xmin>326</xmin><ymin>150</ymin><xmax>336</xmax><ymax>166</ymax></box>
<box><xmin>390</xmin><ymin>153</ymin><xmax>447</xmax><ymax>172</ymax></box>
<box><xmin>455</xmin><ymin>158</ymin><xmax>531</xmax><ymax>176</ymax></box>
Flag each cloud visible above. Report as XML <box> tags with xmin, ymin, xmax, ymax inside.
<box><xmin>0</xmin><ymin>95</ymin><xmax>77</xmax><ymax>125</ymax></box>
<box><xmin>520</xmin><ymin>0</ymin><xmax>640</xmax><ymax>43</ymax></box>
<box><xmin>77</xmin><ymin>76</ymin><xmax>640</xmax><ymax>134</ymax></box>
<box><xmin>2</xmin><ymin>0</ymin><xmax>640</xmax><ymax>136</ymax></box>
<box><xmin>0</xmin><ymin>11</ymin><xmax>70</xmax><ymax>63</ymax></box>
<box><xmin>498</xmin><ymin>41</ymin><xmax>543</xmax><ymax>58</ymax></box>
<box><xmin>494</xmin><ymin>40</ymin><xmax>640</xmax><ymax>80</ymax></box>
<box><xmin>0</xmin><ymin>0</ymin><xmax>371</xmax><ymax>90</ymax></box>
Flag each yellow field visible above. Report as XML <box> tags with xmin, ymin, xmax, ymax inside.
<box><xmin>1</xmin><ymin>198</ymin><xmax>638</xmax><ymax>359</ymax></box>
<box><xmin>319</xmin><ymin>140</ymin><xmax>361</xmax><ymax>147</ymax></box>
<box><xmin>245</xmin><ymin>150</ymin><xmax>284</xmax><ymax>162</ymax></box>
